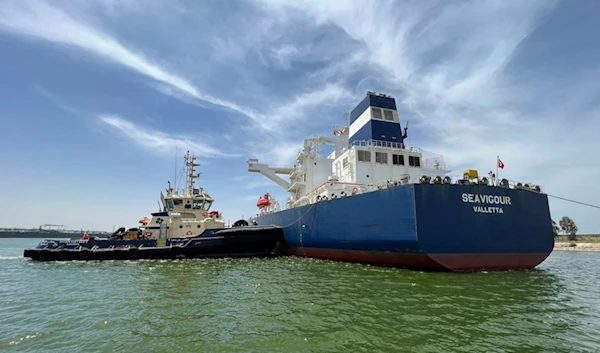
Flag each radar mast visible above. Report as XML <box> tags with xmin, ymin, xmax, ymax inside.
<box><xmin>185</xmin><ymin>150</ymin><xmax>201</xmax><ymax>196</ymax></box>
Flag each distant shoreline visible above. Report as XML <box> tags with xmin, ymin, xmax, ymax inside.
<box><xmin>554</xmin><ymin>242</ymin><xmax>600</xmax><ymax>252</ymax></box>
<box><xmin>0</xmin><ymin>235</ymin><xmax>109</xmax><ymax>239</ymax></box>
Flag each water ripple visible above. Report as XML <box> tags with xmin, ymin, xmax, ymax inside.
<box><xmin>1</xmin><ymin>240</ymin><xmax>599</xmax><ymax>352</ymax></box>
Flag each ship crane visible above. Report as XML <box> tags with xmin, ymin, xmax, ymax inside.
<box><xmin>302</xmin><ymin>135</ymin><xmax>347</xmax><ymax>155</ymax></box>
<box><xmin>247</xmin><ymin>159</ymin><xmax>294</xmax><ymax>190</ymax></box>
<box><xmin>247</xmin><ymin>123</ymin><xmax>350</xmax><ymax>191</ymax></box>
<box><xmin>247</xmin><ymin>128</ymin><xmax>348</xmax><ymax>191</ymax></box>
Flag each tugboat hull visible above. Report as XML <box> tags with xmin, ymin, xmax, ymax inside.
<box><xmin>23</xmin><ymin>226</ymin><xmax>284</xmax><ymax>262</ymax></box>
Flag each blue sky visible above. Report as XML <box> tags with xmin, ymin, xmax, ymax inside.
<box><xmin>0</xmin><ymin>0</ymin><xmax>599</xmax><ymax>233</ymax></box>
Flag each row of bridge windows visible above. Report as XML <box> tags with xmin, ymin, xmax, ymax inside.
<box><xmin>352</xmin><ymin>151</ymin><xmax>421</xmax><ymax>167</ymax></box>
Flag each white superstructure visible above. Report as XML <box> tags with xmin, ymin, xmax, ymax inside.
<box><xmin>139</xmin><ymin>151</ymin><xmax>225</xmax><ymax>240</ymax></box>
<box><xmin>248</xmin><ymin>92</ymin><xmax>452</xmax><ymax>210</ymax></box>
<box><xmin>247</xmin><ymin>91</ymin><xmax>545</xmax><ymax>221</ymax></box>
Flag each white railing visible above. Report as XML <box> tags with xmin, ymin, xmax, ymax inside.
<box><xmin>350</xmin><ymin>139</ymin><xmax>410</xmax><ymax>150</ymax></box>
<box><xmin>441</xmin><ymin>175</ymin><xmax>545</xmax><ymax>193</ymax></box>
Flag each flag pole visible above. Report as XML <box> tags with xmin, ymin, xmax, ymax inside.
<box><xmin>496</xmin><ymin>156</ymin><xmax>499</xmax><ymax>185</ymax></box>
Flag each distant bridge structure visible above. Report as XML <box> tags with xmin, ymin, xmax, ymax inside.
<box><xmin>39</xmin><ymin>224</ymin><xmax>67</xmax><ymax>231</ymax></box>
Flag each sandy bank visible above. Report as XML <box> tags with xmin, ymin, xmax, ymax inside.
<box><xmin>554</xmin><ymin>242</ymin><xmax>600</xmax><ymax>252</ymax></box>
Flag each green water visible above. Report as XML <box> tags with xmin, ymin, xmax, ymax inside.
<box><xmin>1</xmin><ymin>239</ymin><xmax>599</xmax><ymax>353</ymax></box>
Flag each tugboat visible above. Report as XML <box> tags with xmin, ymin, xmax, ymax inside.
<box><xmin>23</xmin><ymin>151</ymin><xmax>283</xmax><ymax>261</ymax></box>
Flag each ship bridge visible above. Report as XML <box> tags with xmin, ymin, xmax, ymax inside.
<box><xmin>247</xmin><ymin>91</ymin><xmax>451</xmax><ymax>209</ymax></box>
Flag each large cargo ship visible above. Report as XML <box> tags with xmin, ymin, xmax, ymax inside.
<box><xmin>246</xmin><ymin>91</ymin><xmax>554</xmax><ymax>271</ymax></box>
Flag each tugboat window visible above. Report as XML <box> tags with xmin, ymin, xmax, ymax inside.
<box><xmin>173</xmin><ymin>199</ymin><xmax>183</xmax><ymax>206</ymax></box>
<box><xmin>203</xmin><ymin>202</ymin><xmax>212</xmax><ymax>211</ymax></box>
<box><xmin>193</xmin><ymin>199</ymin><xmax>204</xmax><ymax>209</ymax></box>
<box><xmin>166</xmin><ymin>199</ymin><xmax>175</xmax><ymax>211</ymax></box>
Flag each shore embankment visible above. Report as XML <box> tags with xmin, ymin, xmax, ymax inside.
<box><xmin>554</xmin><ymin>235</ymin><xmax>600</xmax><ymax>252</ymax></box>
<box><xmin>554</xmin><ymin>242</ymin><xmax>600</xmax><ymax>252</ymax></box>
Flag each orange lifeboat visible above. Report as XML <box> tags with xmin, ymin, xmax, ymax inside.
<box><xmin>256</xmin><ymin>193</ymin><xmax>271</xmax><ymax>208</ymax></box>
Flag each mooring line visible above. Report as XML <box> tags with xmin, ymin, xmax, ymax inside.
<box><xmin>548</xmin><ymin>194</ymin><xmax>600</xmax><ymax>209</ymax></box>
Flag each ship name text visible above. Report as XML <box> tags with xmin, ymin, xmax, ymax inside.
<box><xmin>461</xmin><ymin>193</ymin><xmax>510</xmax><ymax>214</ymax></box>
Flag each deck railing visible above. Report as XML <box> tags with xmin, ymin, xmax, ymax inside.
<box><xmin>282</xmin><ymin>174</ymin><xmax>545</xmax><ymax>210</ymax></box>
<box><xmin>349</xmin><ymin>139</ymin><xmax>411</xmax><ymax>150</ymax></box>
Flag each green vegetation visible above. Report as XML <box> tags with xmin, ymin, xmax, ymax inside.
<box><xmin>552</xmin><ymin>219</ymin><xmax>560</xmax><ymax>237</ymax></box>
<box><xmin>555</xmin><ymin>235</ymin><xmax>600</xmax><ymax>243</ymax></box>
<box><xmin>552</xmin><ymin>216</ymin><xmax>581</xmax><ymax>241</ymax></box>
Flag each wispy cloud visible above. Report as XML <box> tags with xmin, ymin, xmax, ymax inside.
<box><xmin>254</xmin><ymin>0</ymin><xmax>600</xmax><ymax>228</ymax></box>
<box><xmin>33</xmin><ymin>84</ymin><xmax>83</xmax><ymax>117</ymax></box>
<box><xmin>253</xmin><ymin>0</ymin><xmax>580</xmax><ymax>173</ymax></box>
<box><xmin>0</xmin><ymin>0</ymin><xmax>262</xmax><ymax>124</ymax></box>
<box><xmin>98</xmin><ymin>114</ymin><xmax>239</xmax><ymax>159</ymax></box>
<box><xmin>0</xmin><ymin>0</ymin><xmax>359</xmax><ymax>157</ymax></box>
<box><xmin>3</xmin><ymin>0</ymin><xmax>600</xmax><ymax>231</ymax></box>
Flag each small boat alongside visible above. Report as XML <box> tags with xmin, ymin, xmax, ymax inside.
<box><xmin>23</xmin><ymin>225</ymin><xmax>283</xmax><ymax>261</ymax></box>
<box><xmin>23</xmin><ymin>151</ymin><xmax>283</xmax><ymax>262</ymax></box>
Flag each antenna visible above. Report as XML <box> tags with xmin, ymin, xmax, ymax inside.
<box><xmin>174</xmin><ymin>144</ymin><xmax>178</xmax><ymax>191</ymax></box>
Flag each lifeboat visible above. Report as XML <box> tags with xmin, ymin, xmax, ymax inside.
<box><xmin>257</xmin><ymin>193</ymin><xmax>271</xmax><ymax>208</ymax></box>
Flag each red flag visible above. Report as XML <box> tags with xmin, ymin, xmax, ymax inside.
<box><xmin>498</xmin><ymin>159</ymin><xmax>504</xmax><ymax>169</ymax></box>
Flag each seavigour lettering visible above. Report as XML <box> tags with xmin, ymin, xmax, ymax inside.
<box><xmin>461</xmin><ymin>193</ymin><xmax>510</xmax><ymax>214</ymax></box>
<box><xmin>461</xmin><ymin>193</ymin><xmax>511</xmax><ymax>205</ymax></box>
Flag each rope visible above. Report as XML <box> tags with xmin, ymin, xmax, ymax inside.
<box><xmin>279</xmin><ymin>203</ymin><xmax>317</xmax><ymax>228</ymax></box>
<box><xmin>548</xmin><ymin>194</ymin><xmax>600</xmax><ymax>209</ymax></box>
<box><xmin>271</xmin><ymin>202</ymin><xmax>317</xmax><ymax>258</ymax></box>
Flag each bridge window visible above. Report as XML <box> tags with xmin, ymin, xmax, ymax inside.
<box><xmin>357</xmin><ymin>150</ymin><xmax>371</xmax><ymax>162</ymax></box>
<box><xmin>342</xmin><ymin>157</ymin><xmax>348</xmax><ymax>168</ymax></box>
<box><xmin>384</xmin><ymin>110</ymin><xmax>394</xmax><ymax>121</ymax></box>
<box><xmin>393</xmin><ymin>154</ymin><xmax>404</xmax><ymax>165</ymax></box>
<box><xmin>372</xmin><ymin>108</ymin><xmax>383</xmax><ymax>120</ymax></box>
<box><xmin>375</xmin><ymin>152</ymin><xmax>388</xmax><ymax>164</ymax></box>
<box><xmin>409</xmin><ymin>156</ymin><xmax>421</xmax><ymax>167</ymax></box>
<box><xmin>193</xmin><ymin>199</ymin><xmax>204</xmax><ymax>209</ymax></box>
<box><xmin>173</xmin><ymin>199</ymin><xmax>183</xmax><ymax>206</ymax></box>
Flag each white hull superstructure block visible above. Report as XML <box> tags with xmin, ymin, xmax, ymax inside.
<box><xmin>247</xmin><ymin>91</ymin><xmax>451</xmax><ymax>209</ymax></box>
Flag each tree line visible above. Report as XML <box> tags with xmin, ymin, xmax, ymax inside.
<box><xmin>552</xmin><ymin>216</ymin><xmax>578</xmax><ymax>241</ymax></box>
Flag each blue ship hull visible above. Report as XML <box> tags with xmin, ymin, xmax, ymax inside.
<box><xmin>253</xmin><ymin>183</ymin><xmax>555</xmax><ymax>271</ymax></box>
